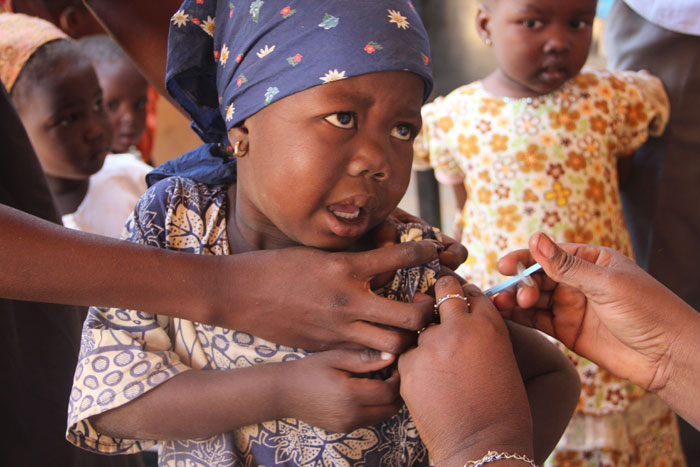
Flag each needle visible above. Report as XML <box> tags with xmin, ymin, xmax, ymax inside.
<box><xmin>484</xmin><ymin>263</ymin><xmax>543</xmax><ymax>297</ymax></box>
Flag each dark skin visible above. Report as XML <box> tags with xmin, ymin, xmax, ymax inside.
<box><xmin>13</xmin><ymin>52</ymin><xmax>111</xmax><ymax>215</ymax></box>
<box><xmin>90</xmin><ymin>72</ymin><xmax>433</xmax><ymax>438</ymax></box>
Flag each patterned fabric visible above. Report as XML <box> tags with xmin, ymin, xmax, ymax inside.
<box><xmin>0</xmin><ymin>12</ymin><xmax>69</xmax><ymax>91</ymax></box>
<box><xmin>67</xmin><ymin>177</ymin><xmax>440</xmax><ymax>466</ymax></box>
<box><xmin>166</xmin><ymin>0</ymin><xmax>433</xmax><ymax>147</ymax></box>
<box><xmin>414</xmin><ymin>68</ymin><xmax>684</xmax><ymax>465</ymax></box>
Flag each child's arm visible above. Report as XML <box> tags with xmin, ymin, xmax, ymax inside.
<box><xmin>508</xmin><ymin>322</ymin><xmax>580</xmax><ymax>464</ymax></box>
<box><xmin>90</xmin><ymin>349</ymin><xmax>400</xmax><ymax>440</ymax></box>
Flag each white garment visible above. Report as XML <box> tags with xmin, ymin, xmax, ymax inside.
<box><xmin>624</xmin><ymin>0</ymin><xmax>700</xmax><ymax>35</ymax></box>
<box><xmin>62</xmin><ymin>153</ymin><xmax>151</xmax><ymax>238</ymax></box>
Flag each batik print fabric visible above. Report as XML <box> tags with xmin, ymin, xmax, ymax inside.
<box><xmin>415</xmin><ymin>69</ymin><xmax>685</xmax><ymax>465</ymax></box>
<box><xmin>67</xmin><ymin>177</ymin><xmax>439</xmax><ymax>467</ymax></box>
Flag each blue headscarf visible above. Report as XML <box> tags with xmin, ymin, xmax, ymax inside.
<box><xmin>148</xmin><ymin>0</ymin><xmax>433</xmax><ymax>186</ymax></box>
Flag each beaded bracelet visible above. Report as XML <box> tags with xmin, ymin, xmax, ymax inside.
<box><xmin>464</xmin><ymin>450</ymin><xmax>537</xmax><ymax>467</ymax></box>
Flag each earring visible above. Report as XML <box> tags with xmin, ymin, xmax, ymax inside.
<box><xmin>484</xmin><ymin>38</ymin><xmax>492</xmax><ymax>46</ymax></box>
<box><xmin>233</xmin><ymin>141</ymin><xmax>248</xmax><ymax>158</ymax></box>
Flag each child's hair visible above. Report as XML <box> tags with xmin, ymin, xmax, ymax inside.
<box><xmin>77</xmin><ymin>34</ymin><xmax>128</xmax><ymax>67</ymax></box>
<box><xmin>10</xmin><ymin>39</ymin><xmax>83</xmax><ymax>108</ymax></box>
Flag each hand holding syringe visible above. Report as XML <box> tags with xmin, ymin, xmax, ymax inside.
<box><xmin>484</xmin><ymin>262</ymin><xmax>543</xmax><ymax>297</ymax></box>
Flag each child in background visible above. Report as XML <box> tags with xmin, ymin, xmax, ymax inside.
<box><xmin>0</xmin><ymin>13</ymin><xmax>150</xmax><ymax>238</ymax></box>
<box><xmin>71</xmin><ymin>35</ymin><xmax>153</xmax><ymax>237</ymax></box>
<box><xmin>67</xmin><ymin>1</ymin><xmax>580</xmax><ymax>466</ymax></box>
<box><xmin>414</xmin><ymin>0</ymin><xmax>683</xmax><ymax>465</ymax></box>
<box><xmin>79</xmin><ymin>35</ymin><xmax>149</xmax><ymax>157</ymax></box>
<box><xmin>0</xmin><ymin>13</ymin><xmax>111</xmax><ymax>218</ymax></box>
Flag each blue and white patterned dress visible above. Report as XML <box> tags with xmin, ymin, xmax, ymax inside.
<box><xmin>67</xmin><ymin>177</ymin><xmax>439</xmax><ymax>466</ymax></box>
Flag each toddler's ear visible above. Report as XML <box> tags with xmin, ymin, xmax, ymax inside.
<box><xmin>475</xmin><ymin>4</ymin><xmax>493</xmax><ymax>45</ymax></box>
<box><xmin>227</xmin><ymin>125</ymin><xmax>249</xmax><ymax>146</ymax></box>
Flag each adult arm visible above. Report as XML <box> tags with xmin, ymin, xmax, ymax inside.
<box><xmin>0</xmin><ymin>203</ymin><xmax>438</xmax><ymax>353</ymax></box>
<box><xmin>495</xmin><ymin>231</ymin><xmax>700</xmax><ymax>430</ymax></box>
<box><xmin>399</xmin><ymin>276</ymin><xmax>535</xmax><ymax>467</ymax></box>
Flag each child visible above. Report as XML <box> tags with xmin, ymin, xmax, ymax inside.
<box><xmin>414</xmin><ymin>0</ymin><xmax>684</xmax><ymax>464</ymax></box>
<box><xmin>67</xmin><ymin>1</ymin><xmax>580</xmax><ymax>466</ymax></box>
<box><xmin>0</xmin><ymin>13</ymin><xmax>150</xmax><ymax>238</ymax></box>
<box><xmin>79</xmin><ymin>35</ymin><xmax>149</xmax><ymax>157</ymax></box>
<box><xmin>70</xmin><ymin>34</ymin><xmax>153</xmax><ymax>237</ymax></box>
<box><xmin>0</xmin><ymin>13</ymin><xmax>112</xmax><ymax>218</ymax></box>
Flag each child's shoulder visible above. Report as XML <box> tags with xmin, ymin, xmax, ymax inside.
<box><xmin>422</xmin><ymin>80</ymin><xmax>484</xmax><ymax>117</ymax></box>
<box><xmin>139</xmin><ymin>176</ymin><xmax>229</xmax><ymax>219</ymax></box>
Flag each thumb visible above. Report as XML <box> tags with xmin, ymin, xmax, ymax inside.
<box><xmin>528</xmin><ymin>232</ymin><xmax>606</xmax><ymax>296</ymax></box>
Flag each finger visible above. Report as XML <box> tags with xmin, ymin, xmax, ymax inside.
<box><xmin>345</xmin><ymin>321</ymin><xmax>420</xmax><ymax>354</ymax></box>
<box><xmin>359</xmin><ymin>293</ymin><xmax>434</xmax><ymax>332</ymax></box>
<box><xmin>389</xmin><ymin>206</ymin><xmax>427</xmax><ymax>226</ymax></box>
<box><xmin>324</xmin><ymin>348</ymin><xmax>396</xmax><ymax>374</ymax></box>
<box><xmin>355</xmin><ymin>241</ymin><xmax>438</xmax><ymax>279</ymax></box>
<box><xmin>529</xmin><ymin>232</ymin><xmax>609</xmax><ymax>295</ymax></box>
<box><xmin>433</xmin><ymin>276</ymin><xmax>470</xmax><ymax>323</ymax></box>
<box><xmin>438</xmin><ymin>233</ymin><xmax>468</xmax><ymax>270</ymax></box>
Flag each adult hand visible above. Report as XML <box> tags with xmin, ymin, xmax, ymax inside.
<box><xmin>373</xmin><ymin>206</ymin><xmax>468</xmax><ymax>272</ymax></box>
<box><xmin>212</xmin><ymin>241</ymin><xmax>439</xmax><ymax>354</ymax></box>
<box><xmin>283</xmin><ymin>349</ymin><xmax>400</xmax><ymax>433</ymax></box>
<box><xmin>494</xmin><ymin>231</ymin><xmax>694</xmax><ymax>394</ymax></box>
<box><xmin>398</xmin><ymin>276</ymin><xmax>533</xmax><ymax>467</ymax></box>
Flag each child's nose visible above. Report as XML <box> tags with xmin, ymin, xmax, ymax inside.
<box><xmin>543</xmin><ymin>26</ymin><xmax>570</xmax><ymax>53</ymax></box>
<box><xmin>347</xmin><ymin>137</ymin><xmax>390</xmax><ymax>181</ymax></box>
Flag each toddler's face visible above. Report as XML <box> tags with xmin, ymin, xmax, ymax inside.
<box><xmin>94</xmin><ymin>59</ymin><xmax>148</xmax><ymax>153</ymax></box>
<box><xmin>480</xmin><ymin>0</ymin><xmax>596</xmax><ymax>95</ymax></box>
<box><xmin>16</xmin><ymin>56</ymin><xmax>111</xmax><ymax>180</ymax></box>
<box><xmin>233</xmin><ymin>70</ymin><xmax>424</xmax><ymax>251</ymax></box>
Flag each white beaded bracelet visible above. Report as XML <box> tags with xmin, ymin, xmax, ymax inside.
<box><xmin>464</xmin><ymin>450</ymin><xmax>537</xmax><ymax>467</ymax></box>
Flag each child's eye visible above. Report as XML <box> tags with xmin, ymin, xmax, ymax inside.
<box><xmin>521</xmin><ymin>19</ymin><xmax>543</xmax><ymax>29</ymax></box>
<box><xmin>570</xmin><ymin>19</ymin><xmax>593</xmax><ymax>30</ymax></box>
<box><xmin>391</xmin><ymin>123</ymin><xmax>417</xmax><ymax>141</ymax></box>
<box><xmin>106</xmin><ymin>100</ymin><xmax>119</xmax><ymax>112</ymax></box>
<box><xmin>94</xmin><ymin>98</ymin><xmax>105</xmax><ymax>113</ymax></box>
<box><xmin>324</xmin><ymin>112</ymin><xmax>356</xmax><ymax>129</ymax></box>
<box><xmin>57</xmin><ymin>114</ymin><xmax>78</xmax><ymax>126</ymax></box>
<box><xmin>135</xmin><ymin>98</ymin><xmax>148</xmax><ymax>111</ymax></box>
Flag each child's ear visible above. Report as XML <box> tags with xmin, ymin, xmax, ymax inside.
<box><xmin>228</xmin><ymin>124</ymin><xmax>250</xmax><ymax>155</ymax></box>
<box><xmin>475</xmin><ymin>5</ymin><xmax>493</xmax><ymax>46</ymax></box>
<box><xmin>58</xmin><ymin>6</ymin><xmax>81</xmax><ymax>37</ymax></box>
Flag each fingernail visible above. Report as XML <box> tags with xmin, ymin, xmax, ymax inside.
<box><xmin>380</xmin><ymin>351</ymin><xmax>394</xmax><ymax>361</ymax></box>
<box><xmin>536</xmin><ymin>233</ymin><xmax>556</xmax><ymax>259</ymax></box>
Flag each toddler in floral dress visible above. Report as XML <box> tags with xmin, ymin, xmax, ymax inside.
<box><xmin>414</xmin><ymin>0</ymin><xmax>685</xmax><ymax>465</ymax></box>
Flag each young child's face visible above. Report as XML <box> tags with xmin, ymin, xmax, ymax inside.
<box><xmin>233</xmin><ymin>70</ymin><xmax>424</xmax><ymax>251</ymax></box>
<box><xmin>94</xmin><ymin>58</ymin><xmax>148</xmax><ymax>153</ymax></box>
<box><xmin>479</xmin><ymin>0</ymin><xmax>596</xmax><ymax>95</ymax></box>
<box><xmin>16</xmin><ymin>55</ymin><xmax>112</xmax><ymax>180</ymax></box>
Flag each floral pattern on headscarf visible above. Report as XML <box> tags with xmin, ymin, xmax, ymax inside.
<box><xmin>165</xmin><ymin>0</ymin><xmax>433</xmax><ymax>147</ymax></box>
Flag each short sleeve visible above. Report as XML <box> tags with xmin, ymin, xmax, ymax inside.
<box><xmin>610</xmin><ymin>70</ymin><xmax>670</xmax><ymax>156</ymax></box>
<box><xmin>413</xmin><ymin>96</ymin><xmax>465</xmax><ymax>185</ymax></box>
<box><xmin>66</xmin><ymin>180</ymin><xmax>194</xmax><ymax>455</ymax></box>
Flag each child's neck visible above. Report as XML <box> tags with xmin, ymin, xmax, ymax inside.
<box><xmin>225</xmin><ymin>185</ymin><xmax>372</xmax><ymax>255</ymax></box>
<box><xmin>45</xmin><ymin>176</ymin><xmax>90</xmax><ymax>216</ymax></box>
<box><xmin>482</xmin><ymin>70</ymin><xmax>553</xmax><ymax>99</ymax></box>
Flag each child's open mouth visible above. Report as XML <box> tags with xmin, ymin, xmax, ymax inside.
<box><xmin>326</xmin><ymin>196</ymin><xmax>377</xmax><ymax>238</ymax></box>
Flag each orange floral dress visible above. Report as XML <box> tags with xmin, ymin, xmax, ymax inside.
<box><xmin>415</xmin><ymin>69</ymin><xmax>686</xmax><ymax>466</ymax></box>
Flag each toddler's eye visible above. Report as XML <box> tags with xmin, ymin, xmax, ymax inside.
<box><xmin>107</xmin><ymin>100</ymin><xmax>119</xmax><ymax>112</ymax></box>
<box><xmin>521</xmin><ymin>19</ymin><xmax>543</xmax><ymax>29</ymax></box>
<box><xmin>325</xmin><ymin>112</ymin><xmax>356</xmax><ymax>129</ymax></box>
<box><xmin>58</xmin><ymin>114</ymin><xmax>78</xmax><ymax>126</ymax></box>
<box><xmin>94</xmin><ymin>98</ymin><xmax>105</xmax><ymax>113</ymax></box>
<box><xmin>391</xmin><ymin>123</ymin><xmax>416</xmax><ymax>141</ymax></box>
<box><xmin>570</xmin><ymin>19</ymin><xmax>592</xmax><ymax>30</ymax></box>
